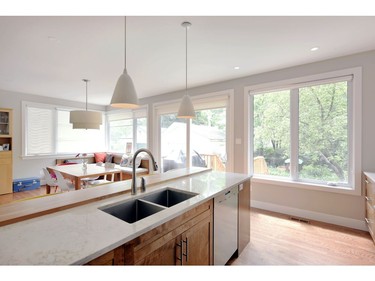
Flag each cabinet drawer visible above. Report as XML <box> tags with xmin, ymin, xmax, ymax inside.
<box><xmin>365</xmin><ymin>201</ymin><xmax>375</xmax><ymax>240</ymax></box>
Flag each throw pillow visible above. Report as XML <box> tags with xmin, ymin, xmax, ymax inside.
<box><xmin>120</xmin><ymin>154</ymin><xmax>130</xmax><ymax>167</ymax></box>
<box><xmin>105</xmin><ymin>153</ymin><xmax>113</xmax><ymax>163</ymax></box>
<box><xmin>94</xmin><ymin>152</ymin><xmax>106</xmax><ymax>163</ymax></box>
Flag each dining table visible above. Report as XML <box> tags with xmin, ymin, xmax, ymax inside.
<box><xmin>47</xmin><ymin>163</ymin><xmax>123</xmax><ymax>193</ymax></box>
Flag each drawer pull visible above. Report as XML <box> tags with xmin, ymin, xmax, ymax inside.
<box><xmin>176</xmin><ymin>240</ymin><xmax>183</xmax><ymax>265</ymax></box>
<box><xmin>365</xmin><ymin>217</ymin><xmax>370</xmax><ymax>224</ymax></box>
<box><xmin>365</xmin><ymin>179</ymin><xmax>370</xmax><ymax>184</ymax></box>
<box><xmin>366</xmin><ymin>196</ymin><xmax>372</xmax><ymax>203</ymax></box>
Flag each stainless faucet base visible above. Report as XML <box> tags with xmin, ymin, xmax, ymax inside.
<box><xmin>131</xmin><ymin>149</ymin><xmax>158</xmax><ymax>195</ymax></box>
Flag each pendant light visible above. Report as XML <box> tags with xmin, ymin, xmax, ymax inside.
<box><xmin>69</xmin><ymin>79</ymin><xmax>102</xmax><ymax>129</ymax></box>
<box><xmin>110</xmin><ymin>16</ymin><xmax>139</xmax><ymax>108</ymax></box>
<box><xmin>177</xmin><ymin>21</ymin><xmax>196</xmax><ymax>119</ymax></box>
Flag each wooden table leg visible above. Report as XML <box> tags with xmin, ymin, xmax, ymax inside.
<box><xmin>75</xmin><ymin>178</ymin><xmax>81</xmax><ymax>190</ymax></box>
<box><xmin>46</xmin><ymin>184</ymin><xmax>51</xmax><ymax>194</ymax></box>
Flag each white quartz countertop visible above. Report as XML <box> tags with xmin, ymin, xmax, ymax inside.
<box><xmin>0</xmin><ymin>170</ymin><xmax>250</xmax><ymax>265</ymax></box>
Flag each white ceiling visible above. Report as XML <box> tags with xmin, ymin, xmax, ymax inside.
<box><xmin>1</xmin><ymin>16</ymin><xmax>375</xmax><ymax>106</ymax></box>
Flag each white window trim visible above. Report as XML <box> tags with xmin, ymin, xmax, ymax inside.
<box><xmin>21</xmin><ymin>101</ymin><xmax>105</xmax><ymax>159</ymax></box>
<box><xmin>106</xmin><ymin>105</ymin><xmax>148</xmax><ymax>153</ymax></box>
<box><xmin>243</xmin><ymin>67</ymin><xmax>362</xmax><ymax>196</ymax></box>
<box><xmin>153</xmin><ymin>90</ymin><xmax>234</xmax><ymax>173</ymax></box>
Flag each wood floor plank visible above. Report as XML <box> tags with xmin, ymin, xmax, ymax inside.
<box><xmin>229</xmin><ymin>208</ymin><xmax>375</xmax><ymax>265</ymax></box>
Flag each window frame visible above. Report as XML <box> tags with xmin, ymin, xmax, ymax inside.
<box><xmin>153</xmin><ymin>90</ymin><xmax>234</xmax><ymax>173</ymax></box>
<box><xmin>21</xmin><ymin>101</ymin><xmax>105</xmax><ymax>159</ymax></box>
<box><xmin>244</xmin><ymin>68</ymin><xmax>362</xmax><ymax>196</ymax></box>
<box><xmin>106</xmin><ymin>106</ymin><xmax>148</xmax><ymax>154</ymax></box>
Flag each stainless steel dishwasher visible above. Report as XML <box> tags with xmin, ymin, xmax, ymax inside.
<box><xmin>214</xmin><ymin>185</ymin><xmax>238</xmax><ymax>265</ymax></box>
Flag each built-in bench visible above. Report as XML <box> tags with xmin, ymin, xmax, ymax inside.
<box><xmin>55</xmin><ymin>153</ymin><xmax>150</xmax><ymax>180</ymax></box>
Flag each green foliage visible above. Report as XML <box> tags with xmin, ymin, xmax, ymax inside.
<box><xmin>192</xmin><ymin>108</ymin><xmax>226</xmax><ymax>130</ymax></box>
<box><xmin>253</xmin><ymin>81</ymin><xmax>349</xmax><ymax>183</ymax></box>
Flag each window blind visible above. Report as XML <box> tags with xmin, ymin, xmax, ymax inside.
<box><xmin>26</xmin><ymin>106</ymin><xmax>54</xmax><ymax>155</ymax></box>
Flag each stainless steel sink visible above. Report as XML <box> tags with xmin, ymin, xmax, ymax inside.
<box><xmin>99</xmin><ymin>199</ymin><xmax>166</xmax><ymax>224</ymax></box>
<box><xmin>99</xmin><ymin>188</ymin><xmax>198</xmax><ymax>224</ymax></box>
<box><xmin>141</xmin><ymin>188</ymin><xmax>198</xmax><ymax>207</ymax></box>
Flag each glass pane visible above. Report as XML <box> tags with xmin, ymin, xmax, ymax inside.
<box><xmin>253</xmin><ymin>90</ymin><xmax>290</xmax><ymax>177</ymax></box>
<box><xmin>0</xmin><ymin>111</ymin><xmax>9</xmax><ymax>135</ymax></box>
<box><xmin>109</xmin><ymin>119</ymin><xmax>133</xmax><ymax>153</ymax></box>
<box><xmin>136</xmin><ymin>117</ymin><xmax>147</xmax><ymax>151</ymax></box>
<box><xmin>160</xmin><ymin>114</ymin><xmax>186</xmax><ymax>172</ymax></box>
<box><xmin>299</xmin><ymin>82</ymin><xmax>348</xmax><ymax>184</ymax></box>
<box><xmin>57</xmin><ymin>111</ymin><xmax>105</xmax><ymax>153</ymax></box>
<box><xmin>191</xmin><ymin>108</ymin><xmax>226</xmax><ymax>171</ymax></box>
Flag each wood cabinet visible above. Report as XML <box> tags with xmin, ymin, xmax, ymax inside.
<box><xmin>86</xmin><ymin>246</ymin><xmax>125</xmax><ymax>265</ymax></box>
<box><xmin>365</xmin><ymin>173</ymin><xmax>375</xmax><ymax>243</ymax></box>
<box><xmin>86</xmin><ymin>200</ymin><xmax>213</xmax><ymax>265</ymax></box>
<box><xmin>238</xmin><ymin>180</ymin><xmax>251</xmax><ymax>255</ymax></box>
<box><xmin>131</xmin><ymin>200</ymin><xmax>213</xmax><ymax>265</ymax></box>
<box><xmin>0</xmin><ymin>108</ymin><xmax>12</xmax><ymax>195</ymax></box>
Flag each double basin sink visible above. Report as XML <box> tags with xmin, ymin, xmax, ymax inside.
<box><xmin>99</xmin><ymin>188</ymin><xmax>198</xmax><ymax>224</ymax></box>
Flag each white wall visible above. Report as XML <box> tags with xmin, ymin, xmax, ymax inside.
<box><xmin>2</xmin><ymin>49</ymin><xmax>375</xmax><ymax>229</ymax></box>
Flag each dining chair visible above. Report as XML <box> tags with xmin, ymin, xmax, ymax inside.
<box><xmin>54</xmin><ymin>171</ymin><xmax>75</xmax><ymax>192</ymax></box>
<box><xmin>43</xmin><ymin>168</ymin><xmax>59</xmax><ymax>193</ymax></box>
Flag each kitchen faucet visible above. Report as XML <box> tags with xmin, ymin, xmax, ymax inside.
<box><xmin>131</xmin><ymin>148</ymin><xmax>158</xmax><ymax>195</ymax></box>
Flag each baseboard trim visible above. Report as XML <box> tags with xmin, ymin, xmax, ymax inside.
<box><xmin>251</xmin><ymin>200</ymin><xmax>367</xmax><ymax>231</ymax></box>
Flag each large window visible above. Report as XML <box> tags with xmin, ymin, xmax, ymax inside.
<box><xmin>23</xmin><ymin>102</ymin><xmax>105</xmax><ymax>156</ymax></box>
<box><xmin>107</xmin><ymin>108</ymin><xmax>147</xmax><ymax>154</ymax></box>
<box><xmin>155</xmin><ymin>91</ymin><xmax>232</xmax><ymax>173</ymax></box>
<box><xmin>160</xmin><ymin>113</ymin><xmax>187</xmax><ymax>172</ymax></box>
<box><xmin>247</xmin><ymin>68</ymin><xmax>362</xmax><ymax>193</ymax></box>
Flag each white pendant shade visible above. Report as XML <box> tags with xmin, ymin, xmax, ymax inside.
<box><xmin>177</xmin><ymin>21</ymin><xmax>195</xmax><ymax>119</ymax></box>
<box><xmin>69</xmin><ymin>110</ymin><xmax>102</xmax><ymax>129</ymax></box>
<box><xmin>177</xmin><ymin>94</ymin><xmax>196</xmax><ymax>118</ymax></box>
<box><xmin>69</xmin><ymin>79</ymin><xmax>102</xmax><ymax>130</ymax></box>
<box><xmin>110</xmin><ymin>16</ymin><xmax>139</xmax><ymax>109</ymax></box>
<box><xmin>110</xmin><ymin>68</ymin><xmax>139</xmax><ymax>108</ymax></box>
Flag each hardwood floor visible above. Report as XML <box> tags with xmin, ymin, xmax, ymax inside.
<box><xmin>0</xmin><ymin>185</ymin><xmax>51</xmax><ymax>205</ymax></box>
<box><xmin>229</xmin><ymin>208</ymin><xmax>375</xmax><ymax>265</ymax></box>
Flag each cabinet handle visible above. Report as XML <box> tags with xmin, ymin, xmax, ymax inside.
<box><xmin>365</xmin><ymin>179</ymin><xmax>370</xmax><ymax>184</ymax></box>
<box><xmin>365</xmin><ymin>217</ymin><xmax>370</xmax><ymax>224</ymax></box>
<box><xmin>183</xmin><ymin>238</ymin><xmax>188</xmax><ymax>262</ymax></box>
<box><xmin>176</xmin><ymin>240</ymin><xmax>183</xmax><ymax>265</ymax></box>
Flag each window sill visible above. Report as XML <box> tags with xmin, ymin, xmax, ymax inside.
<box><xmin>20</xmin><ymin>153</ymin><xmax>87</xmax><ymax>160</ymax></box>
<box><xmin>251</xmin><ymin>175</ymin><xmax>361</xmax><ymax>196</ymax></box>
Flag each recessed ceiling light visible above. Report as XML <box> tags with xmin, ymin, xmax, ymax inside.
<box><xmin>234</xmin><ymin>66</ymin><xmax>240</xmax><ymax>70</ymax></box>
<box><xmin>310</xmin><ymin>47</ymin><xmax>319</xmax><ymax>52</ymax></box>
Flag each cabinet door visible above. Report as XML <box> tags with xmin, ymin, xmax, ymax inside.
<box><xmin>0</xmin><ymin>152</ymin><xmax>12</xmax><ymax>195</ymax></box>
<box><xmin>86</xmin><ymin>246</ymin><xmax>125</xmax><ymax>265</ymax></box>
<box><xmin>181</xmin><ymin>215</ymin><xmax>212</xmax><ymax>265</ymax></box>
<box><xmin>136</xmin><ymin>235</ymin><xmax>181</xmax><ymax>265</ymax></box>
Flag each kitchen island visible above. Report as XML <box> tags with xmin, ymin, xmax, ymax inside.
<box><xmin>0</xmin><ymin>168</ymin><xmax>250</xmax><ymax>265</ymax></box>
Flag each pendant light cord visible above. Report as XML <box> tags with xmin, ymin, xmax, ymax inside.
<box><xmin>185</xmin><ymin>23</ymin><xmax>188</xmax><ymax>94</ymax></box>
<box><xmin>124</xmin><ymin>16</ymin><xmax>127</xmax><ymax>69</ymax></box>
<box><xmin>83</xmin><ymin>79</ymin><xmax>89</xmax><ymax>111</ymax></box>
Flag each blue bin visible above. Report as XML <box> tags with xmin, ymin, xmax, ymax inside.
<box><xmin>13</xmin><ymin>177</ymin><xmax>41</xmax><ymax>192</ymax></box>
